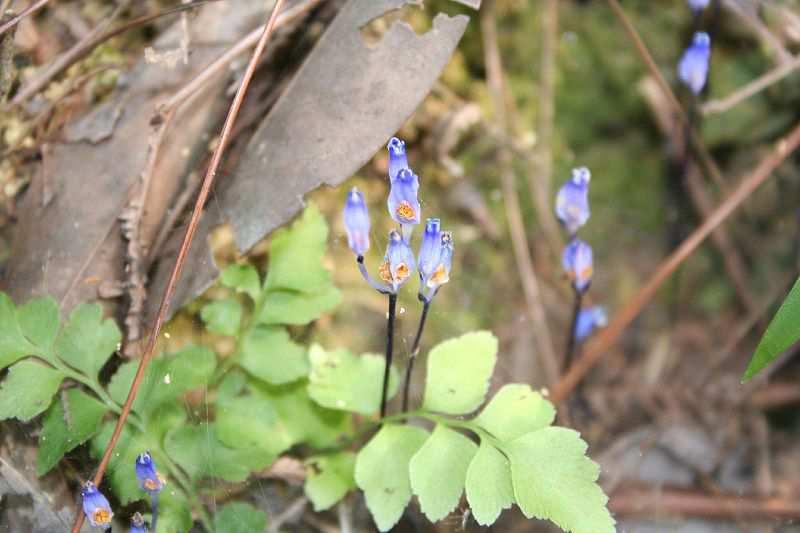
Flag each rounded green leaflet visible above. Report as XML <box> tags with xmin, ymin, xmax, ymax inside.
<box><xmin>507</xmin><ymin>427</ymin><xmax>615</xmax><ymax>533</ymax></box>
<box><xmin>464</xmin><ymin>442</ymin><xmax>514</xmax><ymax>526</ymax></box>
<box><xmin>355</xmin><ymin>424</ymin><xmax>429</xmax><ymax>532</ymax></box>
<box><xmin>409</xmin><ymin>424</ymin><xmax>477</xmax><ymax>522</ymax></box>
<box><xmin>422</xmin><ymin>331</ymin><xmax>498</xmax><ymax>415</ymax></box>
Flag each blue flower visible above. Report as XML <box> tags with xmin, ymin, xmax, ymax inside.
<box><xmin>135</xmin><ymin>452</ymin><xmax>164</xmax><ymax>495</ymax></box>
<box><xmin>81</xmin><ymin>481</ymin><xmax>113</xmax><ymax>530</ymax></box>
<box><xmin>687</xmin><ymin>0</ymin><xmax>709</xmax><ymax>12</ymax></box>
<box><xmin>562</xmin><ymin>238</ymin><xmax>593</xmax><ymax>293</ymax></box>
<box><xmin>678</xmin><ymin>32</ymin><xmax>711</xmax><ymax>95</ymax></box>
<box><xmin>387</xmin><ymin>168</ymin><xmax>421</xmax><ymax>227</ymax></box>
<box><xmin>417</xmin><ymin>218</ymin><xmax>454</xmax><ymax>294</ymax></box>
<box><xmin>387</xmin><ymin>137</ymin><xmax>409</xmax><ymax>182</ymax></box>
<box><xmin>574</xmin><ymin>306</ymin><xmax>608</xmax><ymax>342</ymax></box>
<box><xmin>379</xmin><ymin>230</ymin><xmax>416</xmax><ymax>291</ymax></box>
<box><xmin>130</xmin><ymin>512</ymin><xmax>148</xmax><ymax>533</ymax></box>
<box><xmin>555</xmin><ymin>167</ymin><xmax>591</xmax><ymax>234</ymax></box>
<box><xmin>343</xmin><ymin>187</ymin><xmax>371</xmax><ymax>256</ymax></box>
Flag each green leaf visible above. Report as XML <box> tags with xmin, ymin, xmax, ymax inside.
<box><xmin>239</xmin><ymin>326</ymin><xmax>308</xmax><ymax>385</ymax></box>
<box><xmin>744</xmin><ymin>277</ymin><xmax>800</xmax><ymax>380</ymax></box>
<box><xmin>474</xmin><ymin>384</ymin><xmax>555</xmax><ymax>441</ymax></box>
<box><xmin>465</xmin><ymin>442</ymin><xmax>514</xmax><ymax>526</ymax></box>
<box><xmin>409</xmin><ymin>425</ymin><xmax>477</xmax><ymax>522</ymax></box>
<box><xmin>221</xmin><ymin>264</ymin><xmax>262</xmax><ymax>301</ymax></box>
<box><xmin>217</xmin><ymin>369</ymin><xmax>247</xmax><ymax>403</ymax></box>
<box><xmin>108</xmin><ymin>346</ymin><xmax>216</xmax><ymax>419</ymax></box>
<box><xmin>0</xmin><ymin>293</ymin><xmax>37</xmax><ymax>368</ymax></box>
<box><xmin>0</xmin><ymin>360</ymin><xmax>63</xmax><ymax>421</ymax></box>
<box><xmin>307</xmin><ymin>345</ymin><xmax>398</xmax><ymax>415</ymax></box>
<box><xmin>37</xmin><ymin>388</ymin><xmax>108</xmax><ymax>475</ymax></box>
<box><xmin>54</xmin><ymin>303</ymin><xmax>121</xmax><ymax>380</ymax></box>
<box><xmin>253</xmin><ymin>379</ymin><xmax>351</xmax><ymax>449</ymax></box>
<box><xmin>264</xmin><ymin>205</ymin><xmax>332</xmax><ymax>293</ymax></box>
<box><xmin>507</xmin><ymin>427</ymin><xmax>615</xmax><ymax>533</ymax></box>
<box><xmin>258</xmin><ymin>287</ymin><xmax>341</xmax><ymax>326</ymax></box>
<box><xmin>201</xmin><ymin>299</ymin><xmax>242</xmax><ymax>336</ymax></box>
<box><xmin>355</xmin><ymin>424</ymin><xmax>429</xmax><ymax>532</ymax></box>
<box><xmin>164</xmin><ymin>424</ymin><xmax>274</xmax><ymax>483</ymax></box>
<box><xmin>305</xmin><ymin>452</ymin><xmax>356</xmax><ymax>512</ymax></box>
<box><xmin>216</xmin><ymin>393</ymin><xmax>292</xmax><ymax>458</ymax></box>
<box><xmin>17</xmin><ymin>296</ymin><xmax>59</xmax><ymax>355</ymax></box>
<box><xmin>156</xmin><ymin>490</ymin><xmax>193</xmax><ymax>533</ymax></box>
<box><xmin>422</xmin><ymin>331</ymin><xmax>497</xmax><ymax>415</ymax></box>
<box><xmin>213</xmin><ymin>502</ymin><xmax>267</xmax><ymax>533</ymax></box>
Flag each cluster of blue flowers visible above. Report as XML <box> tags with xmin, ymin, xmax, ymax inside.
<box><xmin>343</xmin><ymin>137</ymin><xmax>453</xmax><ymax>302</ymax></box>
<box><xmin>555</xmin><ymin>167</ymin><xmax>607</xmax><ymax>345</ymax></box>
<box><xmin>80</xmin><ymin>451</ymin><xmax>164</xmax><ymax>531</ymax></box>
<box><xmin>679</xmin><ymin>1</ymin><xmax>712</xmax><ymax>95</ymax></box>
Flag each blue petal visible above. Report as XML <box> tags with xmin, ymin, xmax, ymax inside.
<box><xmin>387</xmin><ymin>169</ymin><xmax>421</xmax><ymax>225</ymax></box>
<box><xmin>418</xmin><ymin>218</ymin><xmax>442</xmax><ymax>279</ymax></box>
<box><xmin>130</xmin><ymin>512</ymin><xmax>148</xmax><ymax>533</ymax></box>
<box><xmin>387</xmin><ymin>137</ymin><xmax>409</xmax><ymax>182</ymax></box>
<box><xmin>135</xmin><ymin>451</ymin><xmax>164</xmax><ymax>494</ymax></box>
<box><xmin>343</xmin><ymin>187</ymin><xmax>371</xmax><ymax>256</ymax></box>
<box><xmin>562</xmin><ymin>239</ymin><xmax>593</xmax><ymax>292</ymax></box>
<box><xmin>687</xmin><ymin>0</ymin><xmax>709</xmax><ymax>11</ymax></box>
<box><xmin>555</xmin><ymin>167</ymin><xmax>591</xmax><ymax>234</ymax></box>
<box><xmin>81</xmin><ymin>482</ymin><xmax>113</xmax><ymax>530</ymax></box>
<box><xmin>574</xmin><ymin>306</ymin><xmax>608</xmax><ymax>342</ymax></box>
<box><xmin>381</xmin><ymin>230</ymin><xmax>416</xmax><ymax>291</ymax></box>
<box><xmin>678</xmin><ymin>32</ymin><xmax>710</xmax><ymax>95</ymax></box>
<box><xmin>426</xmin><ymin>231</ymin><xmax>453</xmax><ymax>290</ymax></box>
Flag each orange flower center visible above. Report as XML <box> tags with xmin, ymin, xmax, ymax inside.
<box><xmin>427</xmin><ymin>264</ymin><xmax>449</xmax><ymax>287</ymax></box>
<box><xmin>378</xmin><ymin>261</ymin><xmax>392</xmax><ymax>283</ymax></box>
<box><xmin>144</xmin><ymin>478</ymin><xmax>161</xmax><ymax>491</ymax></box>
<box><xmin>93</xmin><ymin>508</ymin><xmax>112</xmax><ymax>525</ymax></box>
<box><xmin>579</xmin><ymin>265</ymin><xmax>593</xmax><ymax>281</ymax></box>
<box><xmin>395</xmin><ymin>263</ymin><xmax>410</xmax><ymax>281</ymax></box>
<box><xmin>395</xmin><ymin>201</ymin><xmax>416</xmax><ymax>221</ymax></box>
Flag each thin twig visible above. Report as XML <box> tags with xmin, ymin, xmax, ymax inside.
<box><xmin>481</xmin><ymin>0</ymin><xmax>560</xmax><ymax>386</ymax></box>
<box><xmin>0</xmin><ymin>0</ymin><xmax>49</xmax><ymax>37</ymax></box>
<box><xmin>551</xmin><ymin>120</ymin><xmax>800</xmax><ymax>405</ymax></box>
<box><xmin>527</xmin><ymin>0</ymin><xmax>562</xmax><ymax>259</ymax></box>
<box><xmin>9</xmin><ymin>0</ymin><xmax>221</xmax><ymax>107</ymax></box>
<box><xmin>380</xmin><ymin>294</ymin><xmax>397</xmax><ymax>418</ymax></box>
<box><xmin>702</xmin><ymin>54</ymin><xmax>800</xmax><ymax>115</ymax></box>
<box><xmin>69</xmin><ymin>1</ymin><xmax>288</xmax><ymax>531</ymax></box>
<box><xmin>606</xmin><ymin>0</ymin><xmax>729</xmax><ymax>193</ymax></box>
<box><xmin>402</xmin><ymin>298</ymin><xmax>430</xmax><ymax>412</ymax></box>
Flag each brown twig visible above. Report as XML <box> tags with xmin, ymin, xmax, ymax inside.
<box><xmin>481</xmin><ymin>0</ymin><xmax>559</xmax><ymax>385</ymax></box>
<box><xmin>609</xmin><ymin>485</ymin><xmax>800</xmax><ymax>520</ymax></box>
<box><xmin>69</xmin><ymin>1</ymin><xmax>288</xmax><ymax>531</ymax></box>
<box><xmin>8</xmin><ymin>0</ymin><xmax>221</xmax><ymax>107</ymax></box>
<box><xmin>551</xmin><ymin>120</ymin><xmax>800</xmax><ymax>405</ymax></box>
<box><xmin>527</xmin><ymin>0</ymin><xmax>563</xmax><ymax>259</ymax></box>
<box><xmin>606</xmin><ymin>0</ymin><xmax>728</xmax><ymax>194</ymax></box>
<box><xmin>702</xmin><ymin>53</ymin><xmax>800</xmax><ymax>116</ymax></box>
<box><xmin>0</xmin><ymin>0</ymin><xmax>49</xmax><ymax>37</ymax></box>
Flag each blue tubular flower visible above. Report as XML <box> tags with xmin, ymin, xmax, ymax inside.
<box><xmin>130</xmin><ymin>512</ymin><xmax>148</xmax><ymax>533</ymax></box>
<box><xmin>379</xmin><ymin>230</ymin><xmax>416</xmax><ymax>291</ymax></box>
<box><xmin>387</xmin><ymin>168</ymin><xmax>421</xmax><ymax>227</ymax></box>
<box><xmin>387</xmin><ymin>137</ymin><xmax>409</xmax><ymax>182</ymax></box>
<box><xmin>81</xmin><ymin>481</ymin><xmax>113</xmax><ymax>530</ymax></box>
<box><xmin>555</xmin><ymin>167</ymin><xmax>591</xmax><ymax>235</ymax></box>
<box><xmin>574</xmin><ymin>306</ymin><xmax>608</xmax><ymax>343</ymax></box>
<box><xmin>135</xmin><ymin>452</ymin><xmax>164</xmax><ymax>495</ymax></box>
<box><xmin>562</xmin><ymin>238</ymin><xmax>593</xmax><ymax>293</ymax></box>
<box><xmin>678</xmin><ymin>32</ymin><xmax>711</xmax><ymax>95</ymax></box>
<box><xmin>427</xmin><ymin>231</ymin><xmax>453</xmax><ymax>291</ymax></box>
<box><xmin>687</xmin><ymin>0</ymin><xmax>709</xmax><ymax>12</ymax></box>
<box><xmin>418</xmin><ymin>218</ymin><xmax>442</xmax><ymax>281</ymax></box>
<box><xmin>343</xmin><ymin>187</ymin><xmax>371</xmax><ymax>256</ymax></box>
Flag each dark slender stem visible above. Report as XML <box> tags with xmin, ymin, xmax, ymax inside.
<box><xmin>151</xmin><ymin>493</ymin><xmax>159</xmax><ymax>532</ymax></box>
<box><xmin>563</xmin><ymin>288</ymin><xmax>583</xmax><ymax>373</ymax></box>
<box><xmin>380</xmin><ymin>294</ymin><xmax>397</xmax><ymax>418</ymax></box>
<box><xmin>402</xmin><ymin>298</ymin><xmax>430</xmax><ymax>412</ymax></box>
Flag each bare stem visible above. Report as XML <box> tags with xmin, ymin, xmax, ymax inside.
<box><xmin>562</xmin><ymin>289</ymin><xmax>583</xmax><ymax>373</ymax></box>
<box><xmin>402</xmin><ymin>298</ymin><xmax>430</xmax><ymax>412</ymax></box>
<box><xmin>380</xmin><ymin>294</ymin><xmax>397</xmax><ymax>418</ymax></box>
